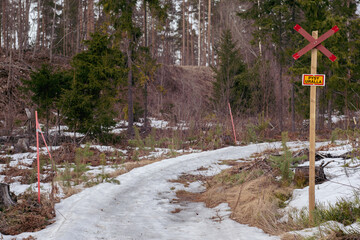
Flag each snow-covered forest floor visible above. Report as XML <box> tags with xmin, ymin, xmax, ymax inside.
<box><xmin>1</xmin><ymin>119</ymin><xmax>360</xmax><ymax>239</ymax></box>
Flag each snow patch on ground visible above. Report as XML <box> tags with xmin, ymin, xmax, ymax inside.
<box><xmin>2</xmin><ymin>138</ymin><xmax>360</xmax><ymax>239</ymax></box>
<box><xmin>3</xmin><ymin>144</ymin><xmax>279</xmax><ymax>240</ymax></box>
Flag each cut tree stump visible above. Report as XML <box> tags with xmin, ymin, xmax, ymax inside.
<box><xmin>0</xmin><ymin>183</ymin><xmax>16</xmax><ymax>208</ymax></box>
<box><xmin>294</xmin><ymin>161</ymin><xmax>331</xmax><ymax>186</ymax></box>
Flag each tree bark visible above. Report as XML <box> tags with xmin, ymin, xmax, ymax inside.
<box><xmin>207</xmin><ymin>0</ymin><xmax>211</xmax><ymax>65</ymax></box>
<box><xmin>257</xmin><ymin>0</ymin><xmax>262</xmax><ymax>57</ymax></box>
<box><xmin>25</xmin><ymin>0</ymin><xmax>31</xmax><ymax>48</ymax></box>
<box><xmin>33</xmin><ymin>0</ymin><xmax>41</xmax><ymax>58</ymax></box>
<box><xmin>63</xmin><ymin>0</ymin><xmax>67</xmax><ymax>55</ymax></box>
<box><xmin>278</xmin><ymin>11</ymin><xmax>283</xmax><ymax>132</ymax></box>
<box><xmin>18</xmin><ymin>0</ymin><xmax>23</xmax><ymax>59</ymax></box>
<box><xmin>0</xmin><ymin>2</ymin><xmax>2</xmax><ymax>52</ymax></box>
<box><xmin>182</xmin><ymin>0</ymin><xmax>185</xmax><ymax>65</ymax></box>
<box><xmin>42</xmin><ymin>3</ymin><xmax>46</xmax><ymax>49</ymax></box>
<box><xmin>127</xmin><ymin>38</ymin><xmax>134</xmax><ymax>137</ymax></box>
<box><xmin>186</xmin><ymin>3</ymin><xmax>189</xmax><ymax>65</ymax></box>
<box><xmin>87</xmin><ymin>0</ymin><xmax>94</xmax><ymax>39</ymax></box>
<box><xmin>77</xmin><ymin>0</ymin><xmax>84</xmax><ymax>52</ymax></box>
<box><xmin>50</xmin><ymin>1</ymin><xmax>57</xmax><ymax>62</ymax></box>
<box><xmin>2</xmin><ymin>0</ymin><xmax>8</xmax><ymax>55</ymax></box>
<box><xmin>190</xmin><ymin>28</ymin><xmax>194</xmax><ymax>65</ymax></box>
<box><xmin>290</xmin><ymin>1</ymin><xmax>296</xmax><ymax>132</ymax></box>
<box><xmin>201</xmin><ymin>4</ymin><xmax>206</xmax><ymax>66</ymax></box>
<box><xmin>151</xmin><ymin>16</ymin><xmax>156</xmax><ymax>58</ymax></box>
<box><xmin>0</xmin><ymin>183</ymin><xmax>16</xmax><ymax>208</ymax></box>
<box><xmin>198</xmin><ymin>0</ymin><xmax>201</xmax><ymax>66</ymax></box>
<box><xmin>143</xmin><ymin>0</ymin><xmax>149</xmax><ymax>130</ymax></box>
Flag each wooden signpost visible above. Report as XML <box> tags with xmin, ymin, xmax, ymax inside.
<box><xmin>293</xmin><ymin>24</ymin><xmax>338</xmax><ymax>223</ymax></box>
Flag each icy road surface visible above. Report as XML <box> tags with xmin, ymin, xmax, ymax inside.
<box><xmin>5</xmin><ymin>144</ymin><xmax>281</xmax><ymax>240</ymax></box>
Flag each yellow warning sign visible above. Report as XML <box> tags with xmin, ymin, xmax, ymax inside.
<box><xmin>302</xmin><ymin>74</ymin><xmax>325</xmax><ymax>86</ymax></box>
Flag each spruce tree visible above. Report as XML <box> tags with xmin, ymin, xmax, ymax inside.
<box><xmin>21</xmin><ymin>64</ymin><xmax>71</xmax><ymax>136</ymax></box>
<box><xmin>212</xmin><ymin>29</ymin><xmax>249</xmax><ymax>115</ymax></box>
<box><xmin>60</xmin><ymin>32</ymin><xmax>126</xmax><ymax>136</ymax></box>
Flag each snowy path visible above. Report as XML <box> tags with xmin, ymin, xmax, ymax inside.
<box><xmin>5</xmin><ymin>144</ymin><xmax>280</xmax><ymax>240</ymax></box>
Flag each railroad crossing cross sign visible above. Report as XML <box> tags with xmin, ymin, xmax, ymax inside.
<box><xmin>292</xmin><ymin>24</ymin><xmax>339</xmax><ymax>225</ymax></box>
<box><xmin>293</xmin><ymin>24</ymin><xmax>339</xmax><ymax>62</ymax></box>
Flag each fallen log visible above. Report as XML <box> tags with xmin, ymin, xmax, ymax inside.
<box><xmin>0</xmin><ymin>183</ymin><xmax>16</xmax><ymax>208</ymax></box>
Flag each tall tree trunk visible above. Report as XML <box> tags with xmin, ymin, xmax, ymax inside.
<box><xmin>278</xmin><ymin>12</ymin><xmax>283</xmax><ymax>132</ymax></box>
<box><xmin>191</xmin><ymin>29</ymin><xmax>194</xmax><ymax>65</ymax></box>
<box><xmin>18</xmin><ymin>0</ymin><xmax>23</xmax><ymax>59</ymax></box>
<box><xmin>201</xmin><ymin>5</ymin><xmax>205</xmax><ymax>66</ymax></box>
<box><xmin>211</xmin><ymin>0</ymin><xmax>214</xmax><ymax>65</ymax></box>
<box><xmin>207</xmin><ymin>0</ymin><xmax>211</xmax><ymax>65</ymax></box>
<box><xmin>76</xmin><ymin>0</ymin><xmax>83</xmax><ymax>53</ymax></box>
<box><xmin>33</xmin><ymin>0</ymin><xmax>41</xmax><ymax>58</ymax></box>
<box><xmin>127</xmin><ymin>38</ymin><xmax>134</xmax><ymax>137</ymax></box>
<box><xmin>50</xmin><ymin>1</ymin><xmax>56</xmax><ymax>62</ymax></box>
<box><xmin>2</xmin><ymin>0</ymin><xmax>8</xmax><ymax>55</ymax></box>
<box><xmin>151</xmin><ymin>17</ymin><xmax>156</xmax><ymax>58</ymax></box>
<box><xmin>290</xmin><ymin>1</ymin><xmax>296</xmax><ymax>132</ymax></box>
<box><xmin>182</xmin><ymin>0</ymin><xmax>185</xmax><ymax>65</ymax></box>
<box><xmin>24</xmin><ymin>0</ymin><xmax>31</xmax><ymax>49</ymax></box>
<box><xmin>42</xmin><ymin>4</ymin><xmax>46</xmax><ymax>49</ymax></box>
<box><xmin>186</xmin><ymin>4</ymin><xmax>189</xmax><ymax>65</ymax></box>
<box><xmin>164</xmin><ymin>18</ymin><xmax>170</xmax><ymax>64</ymax></box>
<box><xmin>345</xmin><ymin>0</ymin><xmax>351</xmax><ymax>129</ymax></box>
<box><xmin>87</xmin><ymin>0</ymin><xmax>94</xmax><ymax>39</ymax></box>
<box><xmin>63</xmin><ymin>0</ymin><xmax>67</xmax><ymax>55</ymax></box>
<box><xmin>83</xmin><ymin>2</ymin><xmax>87</xmax><ymax>50</ymax></box>
<box><xmin>143</xmin><ymin>0</ymin><xmax>149</xmax><ymax>130</ymax></box>
<box><xmin>257</xmin><ymin>0</ymin><xmax>262</xmax><ymax>57</ymax></box>
<box><xmin>6</xmin><ymin>35</ymin><xmax>13</xmax><ymax>133</ymax></box>
<box><xmin>197</xmin><ymin>0</ymin><xmax>201</xmax><ymax>66</ymax></box>
<box><xmin>0</xmin><ymin>2</ymin><xmax>2</xmax><ymax>52</ymax></box>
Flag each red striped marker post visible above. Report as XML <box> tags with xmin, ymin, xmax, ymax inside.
<box><xmin>34</xmin><ymin>111</ymin><xmax>54</xmax><ymax>203</ymax></box>
<box><xmin>35</xmin><ymin>111</ymin><xmax>41</xmax><ymax>203</ymax></box>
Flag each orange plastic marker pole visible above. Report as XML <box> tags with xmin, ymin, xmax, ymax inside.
<box><xmin>35</xmin><ymin>111</ymin><xmax>41</xmax><ymax>203</ymax></box>
<box><xmin>228</xmin><ymin>102</ymin><xmax>237</xmax><ymax>145</ymax></box>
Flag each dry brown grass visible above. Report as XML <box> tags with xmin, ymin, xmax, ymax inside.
<box><xmin>59</xmin><ymin>184</ymin><xmax>82</xmax><ymax>198</ymax></box>
<box><xmin>0</xmin><ymin>192</ymin><xmax>55</xmax><ymax>235</ymax></box>
<box><xmin>169</xmin><ymin>160</ymin><xmax>298</xmax><ymax>236</ymax></box>
<box><xmin>169</xmin><ymin>174</ymin><xmax>212</xmax><ymax>187</ymax></box>
<box><xmin>175</xmin><ymin>190</ymin><xmax>202</xmax><ymax>203</ymax></box>
<box><xmin>280</xmin><ymin>233</ymin><xmax>304</xmax><ymax>240</ymax></box>
<box><xmin>201</xmin><ymin>174</ymin><xmax>293</xmax><ymax>235</ymax></box>
<box><xmin>280</xmin><ymin>231</ymin><xmax>360</xmax><ymax>240</ymax></box>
